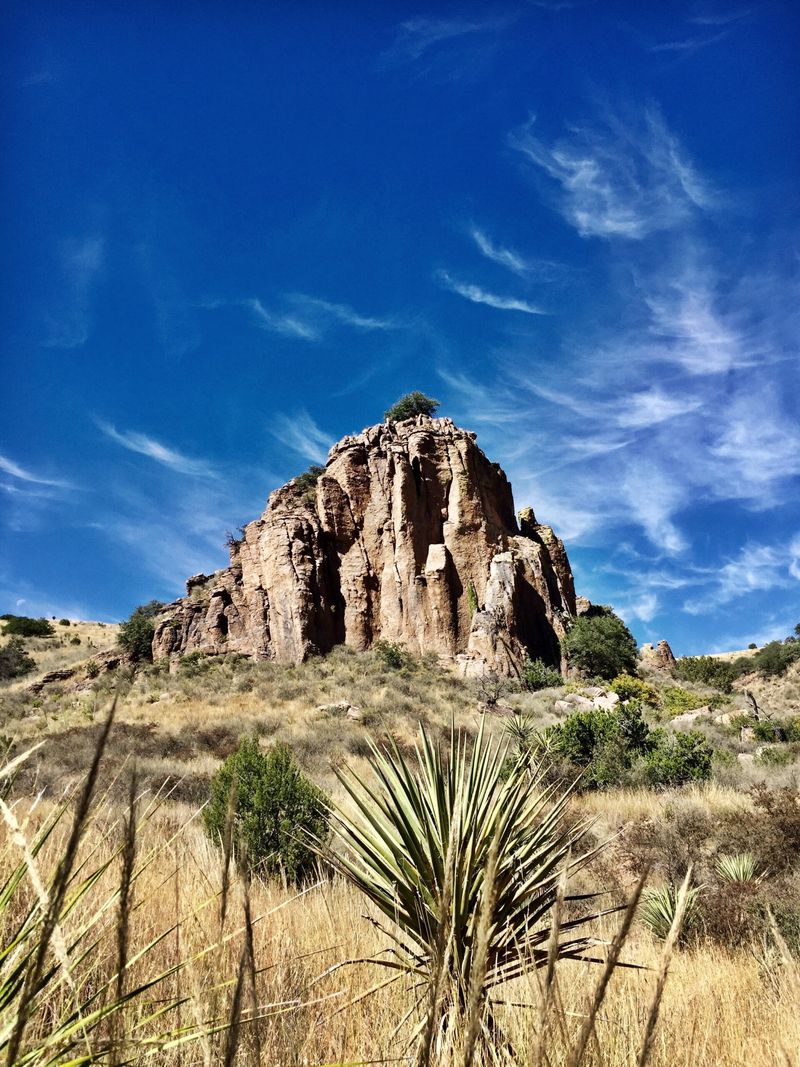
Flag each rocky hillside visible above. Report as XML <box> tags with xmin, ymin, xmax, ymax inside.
<box><xmin>153</xmin><ymin>415</ymin><xmax>577</xmax><ymax>676</ymax></box>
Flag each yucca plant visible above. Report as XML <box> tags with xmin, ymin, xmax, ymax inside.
<box><xmin>716</xmin><ymin>852</ymin><xmax>763</xmax><ymax>885</ymax></box>
<box><xmin>323</xmin><ymin>720</ymin><xmax>615</xmax><ymax>1057</ymax></box>
<box><xmin>640</xmin><ymin>882</ymin><xmax>703</xmax><ymax>942</ymax></box>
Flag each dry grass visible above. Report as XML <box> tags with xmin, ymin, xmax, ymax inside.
<box><xmin>2</xmin><ymin>795</ymin><xmax>796</xmax><ymax>1067</ymax></box>
<box><xmin>0</xmin><ymin>619</ymin><xmax>119</xmax><ymax>689</ymax></box>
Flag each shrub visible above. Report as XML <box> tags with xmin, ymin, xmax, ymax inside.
<box><xmin>373</xmin><ymin>639</ymin><xmax>412</xmax><ymax>670</ymax></box>
<box><xmin>85</xmin><ymin>659</ymin><xmax>100</xmax><ymax>679</ymax></box>
<box><xmin>1</xmin><ymin>615</ymin><xmax>55</xmax><ymax>638</ymax></box>
<box><xmin>204</xmin><ymin>738</ymin><xmax>328</xmax><ymax>883</ymax></box>
<box><xmin>610</xmin><ymin>673</ymin><xmax>658</xmax><ymax>705</ymax></box>
<box><xmin>546</xmin><ymin>702</ymin><xmax>650</xmax><ymax>789</ymax></box>
<box><xmin>0</xmin><ymin>638</ymin><xmax>36</xmax><ymax>680</ymax></box>
<box><xmin>642</xmin><ymin>730</ymin><xmax>713</xmax><ymax>787</ymax></box>
<box><xmin>58</xmin><ymin>618</ymin><xmax>71</xmax><ymax>626</ymax></box>
<box><xmin>117</xmin><ymin>600</ymin><xmax>164</xmax><ymax>662</ymax></box>
<box><xmin>384</xmin><ymin>391</ymin><xmax>440</xmax><ymax>422</ymax></box>
<box><xmin>672</xmin><ymin>656</ymin><xmax>736</xmax><ymax>692</ymax></box>
<box><xmin>748</xmin><ymin>642</ymin><xmax>757</xmax><ymax>649</ymax></box>
<box><xmin>69</xmin><ymin>635</ymin><xmax>81</xmax><ymax>645</ymax></box>
<box><xmin>563</xmin><ymin>608</ymin><xmax>638</xmax><ymax>680</ymax></box>
<box><xmin>662</xmin><ymin>686</ymin><xmax>709</xmax><ymax>716</ymax></box>
<box><xmin>521</xmin><ymin>657</ymin><xmax>563</xmax><ymax>691</ymax></box>
<box><xmin>293</xmin><ymin>464</ymin><xmax>325</xmax><ymax>497</ymax></box>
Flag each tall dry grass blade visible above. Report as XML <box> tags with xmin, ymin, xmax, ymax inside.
<box><xmin>239</xmin><ymin>853</ymin><xmax>262</xmax><ymax>1067</ymax></box>
<box><xmin>220</xmin><ymin>777</ymin><xmax>238</xmax><ymax>931</ymax></box>
<box><xmin>461</xmin><ymin>829</ymin><xmax>499</xmax><ymax>1067</ymax></box>
<box><xmin>636</xmin><ymin>867</ymin><xmax>693</xmax><ymax>1067</ymax></box>
<box><xmin>222</xmin><ymin>947</ymin><xmax>247</xmax><ymax>1067</ymax></box>
<box><xmin>533</xmin><ymin>863</ymin><xmax>568</xmax><ymax>1067</ymax></box>
<box><xmin>6</xmin><ymin>696</ymin><xmax>117</xmax><ymax>1066</ymax></box>
<box><xmin>565</xmin><ymin>871</ymin><xmax>648</xmax><ymax>1067</ymax></box>
<box><xmin>110</xmin><ymin>766</ymin><xmax>138</xmax><ymax>1067</ymax></box>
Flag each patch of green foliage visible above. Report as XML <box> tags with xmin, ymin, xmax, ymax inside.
<box><xmin>520</xmin><ymin>657</ymin><xmax>563</xmax><ymax>692</ymax></box>
<box><xmin>117</xmin><ymin>600</ymin><xmax>165</xmax><ymax>663</ymax></box>
<box><xmin>1</xmin><ymin>615</ymin><xmax>55</xmax><ymax>638</ymax></box>
<box><xmin>58</xmin><ymin>618</ymin><xmax>71</xmax><ymax>626</ymax></box>
<box><xmin>0</xmin><ymin>638</ymin><xmax>36</xmax><ymax>681</ymax></box>
<box><xmin>610</xmin><ymin>674</ymin><xmax>659</xmax><ymax>705</ymax></box>
<box><xmin>384</xmin><ymin>391</ymin><xmax>440</xmax><ymax>422</ymax></box>
<box><xmin>641</xmin><ymin>730</ymin><xmax>714</xmax><ymax>787</ymax></box>
<box><xmin>373</xmin><ymin>639</ymin><xmax>413</xmax><ymax>670</ymax></box>
<box><xmin>546</xmin><ymin>701</ymin><xmax>713</xmax><ymax>790</ymax></box>
<box><xmin>204</xmin><ymin>738</ymin><xmax>329</xmax><ymax>883</ymax></box>
<box><xmin>662</xmin><ymin>686</ymin><xmax>709</xmax><ymax>716</ymax></box>
<box><xmin>563</xmin><ymin>607</ymin><xmax>638</xmax><ymax>680</ymax></box>
<box><xmin>466</xmin><ymin>579</ymin><xmax>478</xmax><ymax>617</ymax></box>
<box><xmin>294</xmin><ymin>464</ymin><xmax>325</xmax><ymax>497</ymax></box>
<box><xmin>675</xmin><ymin>624</ymin><xmax>800</xmax><ymax>690</ymax></box>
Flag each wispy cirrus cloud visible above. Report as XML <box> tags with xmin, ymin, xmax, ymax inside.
<box><xmin>383</xmin><ymin>15</ymin><xmax>512</xmax><ymax>63</ymax></box>
<box><xmin>683</xmin><ymin>538</ymin><xmax>800</xmax><ymax>615</ymax></box>
<box><xmin>202</xmin><ymin>294</ymin><xmax>395</xmax><ymax>342</ymax></box>
<box><xmin>44</xmin><ymin>235</ymin><xmax>105</xmax><ymax>348</ymax></box>
<box><xmin>269</xmin><ymin>410</ymin><xmax>332</xmax><ymax>465</ymax></box>
<box><xmin>0</xmin><ymin>453</ymin><xmax>72</xmax><ymax>489</ymax></box>
<box><xmin>469</xmin><ymin>226</ymin><xmax>566</xmax><ymax>280</ymax></box>
<box><xmin>96</xmin><ymin>421</ymin><xmax>217</xmax><ymax>477</ymax></box>
<box><xmin>436</xmin><ymin>270</ymin><xmax>547</xmax><ymax>314</ymax></box>
<box><xmin>508</xmin><ymin>106</ymin><xmax>716</xmax><ymax>239</ymax></box>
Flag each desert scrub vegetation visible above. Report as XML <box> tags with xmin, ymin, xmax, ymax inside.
<box><xmin>0</xmin><ymin>615</ymin><xmax>55</xmax><ymax>638</ymax></box>
<box><xmin>0</xmin><ymin>639</ymin><xmax>36</xmax><ymax>681</ymax></box>
<box><xmin>204</xmin><ymin>737</ymin><xmax>328</xmax><ymax>882</ymax></box>
<box><xmin>2</xmin><ymin>711</ymin><xmax>799</xmax><ymax>1064</ymax></box>
<box><xmin>117</xmin><ymin>600</ymin><xmax>165</xmax><ymax>663</ymax></box>
<box><xmin>384</xmin><ymin>390</ymin><xmax>440</xmax><ymax>422</ymax></box>
<box><xmin>562</xmin><ymin>606</ymin><xmax>639</xmax><ymax>680</ymax></box>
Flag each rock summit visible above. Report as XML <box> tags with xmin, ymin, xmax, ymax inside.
<box><xmin>152</xmin><ymin>415</ymin><xmax>577</xmax><ymax>676</ymax></box>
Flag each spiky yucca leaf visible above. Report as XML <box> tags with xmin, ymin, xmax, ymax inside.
<box><xmin>716</xmin><ymin>852</ymin><xmax>762</xmax><ymax>885</ymax></box>
<box><xmin>325</xmin><ymin>719</ymin><xmax>613</xmax><ymax>1045</ymax></box>
<box><xmin>639</xmin><ymin>883</ymin><xmax>703</xmax><ymax>942</ymax></box>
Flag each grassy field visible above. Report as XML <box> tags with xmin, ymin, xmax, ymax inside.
<box><xmin>1</xmin><ymin>626</ymin><xmax>799</xmax><ymax>1064</ymax></box>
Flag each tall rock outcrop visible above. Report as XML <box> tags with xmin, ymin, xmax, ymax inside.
<box><xmin>152</xmin><ymin>416</ymin><xmax>577</xmax><ymax>676</ymax></box>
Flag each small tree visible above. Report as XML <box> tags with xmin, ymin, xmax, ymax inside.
<box><xmin>204</xmin><ymin>739</ymin><xmax>328</xmax><ymax>884</ymax></box>
<box><xmin>384</xmin><ymin>391</ymin><xmax>440</xmax><ymax>422</ymax></box>
<box><xmin>521</xmin><ymin>657</ymin><xmax>563</xmax><ymax>691</ymax></box>
<box><xmin>0</xmin><ymin>638</ymin><xmax>36</xmax><ymax>681</ymax></box>
<box><xmin>1</xmin><ymin>615</ymin><xmax>55</xmax><ymax>638</ymax></box>
<box><xmin>117</xmin><ymin>600</ymin><xmax>164</xmax><ymax>662</ymax></box>
<box><xmin>563</xmin><ymin>608</ymin><xmax>638</xmax><ymax>680</ymax></box>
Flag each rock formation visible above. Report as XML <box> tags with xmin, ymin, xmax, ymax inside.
<box><xmin>152</xmin><ymin>415</ymin><xmax>577</xmax><ymax>676</ymax></box>
<box><xmin>640</xmin><ymin>640</ymin><xmax>677</xmax><ymax>672</ymax></box>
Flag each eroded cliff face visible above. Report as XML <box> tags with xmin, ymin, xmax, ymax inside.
<box><xmin>152</xmin><ymin>416</ymin><xmax>577</xmax><ymax>675</ymax></box>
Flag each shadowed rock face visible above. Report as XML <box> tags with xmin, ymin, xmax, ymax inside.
<box><xmin>152</xmin><ymin>416</ymin><xmax>577</xmax><ymax>676</ymax></box>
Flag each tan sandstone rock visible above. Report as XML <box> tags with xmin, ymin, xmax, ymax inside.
<box><xmin>152</xmin><ymin>415</ymin><xmax>577</xmax><ymax>676</ymax></box>
<box><xmin>640</xmin><ymin>640</ymin><xmax>677</xmax><ymax>671</ymax></box>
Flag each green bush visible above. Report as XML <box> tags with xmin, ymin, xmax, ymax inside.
<box><xmin>672</xmin><ymin>655</ymin><xmax>736</xmax><ymax>692</ymax></box>
<box><xmin>58</xmin><ymin>618</ymin><xmax>71</xmax><ymax>626</ymax></box>
<box><xmin>642</xmin><ymin>730</ymin><xmax>713</xmax><ymax>787</ymax></box>
<box><xmin>546</xmin><ymin>702</ymin><xmax>650</xmax><ymax>789</ymax></box>
<box><xmin>69</xmin><ymin>635</ymin><xmax>81</xmax><ymax>645</ymax></box>
<box><xmin>384</xmin><ymin>391</ymin><xmax>440</xmax><ymax>422</ymax></box>
<box><xmin>118</xmin><ymin>600</ymin><xmax>164</xmax><ymax>662</ymax></box>
<box><xmin>85</xmin><ymin>659</ymin><xmax>100</xmax><ymax>679</ymax></box>
<box><xmin>520</xmin><ymin>657</ymin><xmax>563</xmax><ymax>691</ymax></box>
<box><xmin>0</xmin><ymin>638</ymin><xmax>36</xmax><ymax>681</ymax></box>
<box><xmin>373</xmin><ymin>639</ymin><xmax>413</xmax><ymax>670</ymax></box>
<box><xmin>662</xmin><ymin>686</ymin><xmax>709</xmax><ymax>716</ymax></box>
<box><xmin>610</xmin><ymin>673</ymin><xmax>658</xmax><ymax>705</ymax></box>
<box><xmin>563</xmin><ymin>608</ymin><xmax>638</xmax><ymax>680</ymax></box>
<box><xmin>293</xmin><ymin>464</ymin><xmax>325</xmax><ymax>497</ymax></box>
<box><xmin>1</xmin><ymin>615</ymin><xmax>55</xmax><ymax>638</ymax></box>
<box><xmin>204</xmin><ymin>738</ymin><xmax>328</xmax><ymax>883</ymax></box>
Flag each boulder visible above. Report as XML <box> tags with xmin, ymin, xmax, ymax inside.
<box><xmin>640</xmin><ymin>640</ymin><xmax>677</xmax><ymax>671</ymax></box>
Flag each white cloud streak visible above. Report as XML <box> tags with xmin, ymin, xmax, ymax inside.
<box><xmin>384</xmin><ymin>15</ymin><xmax>511</xmax><ymax>62</ymax></box>
<box><xmin>96</xmin><ymin>421</ymin><xmax>217</xmax><ymax>477</ymax></box>
<box><xmin>270</xmin><ymin>410</ymin><xmax>332</xmax><ymax>465</ymax></box>
<box><xmin>0</xmin><ymin>454</ymin><xmax>72</xmax><ymax>488</ymax></box>
<box><xmin>437</xmin><ymin>271</ymin><xmax>547</xmax><ymax>314</ymax></box>
<box><xmin>44</xmin><ymin>235</ymin><xmax>105</xmax><ymax>348</ymax></box>
<box><xmin>508</xmin><ymin>107</ymin><xmax>716</xmax><ymax>239</ymax></box>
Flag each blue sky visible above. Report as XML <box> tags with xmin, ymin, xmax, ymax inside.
<box><xmin>1</xmin><ymin>1</ymin><xmax>798</xmax><ymax>654</ymax></box>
